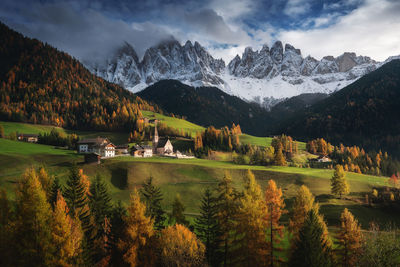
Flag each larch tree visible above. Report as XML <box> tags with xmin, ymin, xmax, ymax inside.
<box><xmin>194</xmin><ymin>188</ymin><xmax>221</xmax><ymax>267</ymax></box>
<box><xmin>169</xmin><ymin>193</ymin><xmax>189</xmax><ymax>226</ymax></box>
<box><xmin>140</xmin><ymin>176</ymin><xmax>166</xmax><ymax>230</ymax></box>
<box><xmin>235</xmin><ymin>169</ymin><xmax>268</xmax><ymax>267</ymax></box>
<box><xmin>331</xmin><ymin>165</ymin><xmax>350</xmax><ymax>198</ymax></box>
<box><xmin>289</xmin><ymin>185</ymin><xmax>332</xmax><ymax>250</ymax></box>
<box><xmin>265</xmin><ymin>179</ymin><xmax>287</xmax><ymax>266</ymax></box>
<box><xmin>37</xmin><ymin>166</ymin><xmax>53</xmax><ymax>200</ymax></box>
<box><xmin>338</xmin><ymin>208</ymin><xmax>363</xmax><ymax>267</ymax></box>
<box><xmin>118</xmin><ymin>188</ymin><xmax>155</xmax><ymax>267</ymax></box>
<box><xmin>289</xmin><ymin>209</ymin><xmax>333</xmax><ymax>267</ymax></box>
<box><xmin>158</xmin><ymin>224</ymin><xmax>206</xmax><ymax>267</ymax></box>
<box><xmin>14</xmin><ymin>168</ymin><xmax>54</xmax><ymax>266</ymax></box>
<box><xmin>274</xmin><ymin>142</ymin><xmax>287</xmax><ymax>166</ymax></box>
<box><xmin>0</xmin><ymin>189</ymin><xmax>15</xmax><ymax>266</ymax></box>
<box><xmin>216</xmin><ymin>171</ymin><xmax>238</xmax><ymax>267</ymax></box>
<box><xmin>51</xmin><ymin>191</ymin><xmax>83</xmax><ymax>266</ymax></box>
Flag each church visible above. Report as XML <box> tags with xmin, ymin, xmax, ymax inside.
<box><xmin>152</xmin><ymin>121</ymin><xmax>174</xmax><ymax>155</ymax></box>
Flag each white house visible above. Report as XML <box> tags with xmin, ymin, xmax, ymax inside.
<box><xmin>77</xmin><ymin>137</ymin><xmax>115</xmax><ymax>158</ymax></box>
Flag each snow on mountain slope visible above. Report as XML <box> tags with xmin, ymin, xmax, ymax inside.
<box><xmin>84</xmin><ymin>39</ymin><xmax>393</xmax><ymax>107</ymax></box>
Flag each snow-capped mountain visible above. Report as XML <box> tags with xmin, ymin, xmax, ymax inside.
<box><xmin>85</xmin><ymin>39</ymin><xmax>385</xmax><ymax>107</ymax></box>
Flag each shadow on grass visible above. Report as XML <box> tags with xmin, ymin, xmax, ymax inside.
<box><xmin>111</xmin><ymin>167</ymin><xmax>128</xmax><ymax>190</ymax></box>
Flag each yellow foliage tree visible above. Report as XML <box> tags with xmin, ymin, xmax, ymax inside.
<box><xmin>158</xmin><ymin>224</ymin><xmax>206</xmax><ymax>267</ymax></box>
<box><xmin>118</xmin><ymin>188</ymin><xmax>154</xmax><ymax>267</ymax></box>
<box><xmin>265</xmin><ymin>179</ymin><xmax>287</xmax><ymax>266</ymax></box>
<box><xmin>51</xmin><ymin>191</ymin><xmax>83</xmax><ymax>266</ymax></box>
<box><xmin>338</xmin><ymin>208</ymin><xmax>363</xmax><ymax>267</ymax></box>
<box><xmin>235</xmin><ymin>170</ymin><xmax>268</xmax><ymax>266</ymax></box>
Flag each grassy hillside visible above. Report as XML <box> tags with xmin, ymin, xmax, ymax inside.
<box><xmin>0</xmin><ymin>121</ymin><xmax>129</xmax><ymax>145</ymax></box>
<box><xmin>0</xmin><ymin>138</ymin><xmax>395</xmax><ymax>228</ymax></box>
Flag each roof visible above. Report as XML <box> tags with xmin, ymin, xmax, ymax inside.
<box><xmin>131</xmin><ymin>145</ymin><xmax>152</xmax><ymax>151</ymax></box>
<box><xmin>18</xmin><ymin>133</ymin><xmax>39</xmax><ymax>138</ymax></box>
<box><xmin>77</xmin><ymin>137</ymin><xmax>109</xmax><ymax>144</ymax></box>
<box><xmin>157</xmin><ymin>138</ymin><xmax>170</xmax><ymax>148</ymax></box>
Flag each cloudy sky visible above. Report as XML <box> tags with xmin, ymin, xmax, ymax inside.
<box><xmin>1</xmin><ymin>0</ymin><xmax>400</xmax><ymax>63</ymax></box>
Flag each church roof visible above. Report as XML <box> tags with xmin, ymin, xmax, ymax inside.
<box><xmin>156</xmin><ymin>138</ymin><xmax>170</xmax><ymax>148</ymax></box>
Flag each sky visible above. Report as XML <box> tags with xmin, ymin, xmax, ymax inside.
<box><xmin>1</xmin><ymin>0</ymin><xmax>400</xmax><ymax>63</ymax></box>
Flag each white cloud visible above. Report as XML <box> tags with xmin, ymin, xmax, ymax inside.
<box><xmin>284</xmin><ymin>0</ymin><xmax>312</xmax><ymax>17</ymax></box>
<box><xmin>278</xmin><ymin>0</ymin><xmax>400</xmax><ymax>61</ymax></box>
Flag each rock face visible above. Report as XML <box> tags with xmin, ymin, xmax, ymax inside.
<box><xmin>85</xmin><ymin>39</ymin><xmax>383</xmax><ymax>107</ymax></box>
<box><xmin>87</xmin><ymin>39</ymin><xmax>225</xmax><ymax>90</ymax></box>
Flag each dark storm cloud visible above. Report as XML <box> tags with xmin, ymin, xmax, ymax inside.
<box><xmin>0</xmin><ymin>0</ymin><xmax>174</xmax><ymax>62</ymax></box>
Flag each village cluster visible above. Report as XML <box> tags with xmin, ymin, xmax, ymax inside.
<box><xmin>17</xmin><ymin>122</ymin><xmax>194</xmax><ymax>164</ymax></box>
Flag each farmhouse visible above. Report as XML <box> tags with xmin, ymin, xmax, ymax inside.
<box><xmin>77</xmin><ymin>137</ymin><xmax>116</xmax><ymax>158</ymax></box>
<box><xmin>131</xmin><ymin>145</ymin><xmax>153</xmax><ymax>157</ymax></box>
<box><xmin>317</xmin><ymin>156</ymin><xmax>332</xmax><ymax>163</ymax></box>
<box><xmin>17</xmin><ymin>133</ymin><xmax>38</xmax><ymax>143</ymax></box>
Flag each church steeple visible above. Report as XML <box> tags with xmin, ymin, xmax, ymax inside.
<box><xmin>153</xmin><ymin>120</ymin><xmax>159</xmax><ymax>145</ymax></box>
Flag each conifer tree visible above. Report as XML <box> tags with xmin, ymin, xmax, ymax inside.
<box><xmin>274</xmin><ymin>143</ymin><xmax>287</xmax><ymax>166</ymax></box>
<box><xmin>63</xmin><ymin>165</ymin><xmax>95</xmax><ymax>264</ymax></box>
<box><xmin>140</xmin><ymin>176</ymin><xmax>166</xmax><ymax>229</ymax></box>
<box><xmin>118</xmin><ymin>188</ymin><xmax>155</xmax><ymax>266</ymax></box>
<box><xmin>158</xmin><ymin>224</ymin><xmax>206</xmax><ymax>267</ymax></box>
<box><xmin>235</xmin><ymin>170</ymin><xmax>268</xmax><ymax>266</ymax></box>
<box><xmin>195</xmin><ymin>188</ymin><xmax>221</xmax><ymax>267</ymax></box>
<box><xmin>331</xmin><ymin>165</ymin><xmax>350</xmax><ymax>198</ymax></box>
<box><xmin>169</xmin><ymin>193</ymin><xmax>189</xmax><ymax>226</ymax></box>
<box><xmin>289</xmin><ymin>209</ymin><xmax>333</xmax><ymax>267</ymax></box>
<box><xmin>14</xmin><ymin>168</ymin><xmax>54</xmax><ymax>266</ymax></box>
<box><xmin>109</xmin><ymin>201</ymin><xmax>127</xmax><ymax>267</ymax></box>
<box><xmin>265</xmin><ymin>179</ymin><xmax>287</xmax><ymax>266</ymax></box>
<box><xmin>216</xmin><ymin>171</ymin><xmax>237</xmax><ymax>267</ymax></box>
<box><xmin>289</xmin><ymin>185</ymin><xmax>332</xmax><ymax>249</ymax></box>
<box><xmin>49</xmin><ymin>177</ymin><xmax>62</xmax><ymax>208</ymax></box>
<box><xmin>338</xmin><ymin>208</ymin><xmax>363</xmax><ymax>267</ymax></box>
<box><xmin>88</xmin><ymin>174</ymin><xmax>113</xmax><ymax>263</ymax></box>
<box><xmin>51</xmin><ymin>191</ymin><xmax>83</xmax><ymax>266</ymax></box>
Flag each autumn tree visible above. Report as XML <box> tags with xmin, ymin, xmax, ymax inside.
<box><xmin>331</xmin><ymin>165</ymin><xmax>350</xmax><ymax>198</ymax></box>
<box><xmin>265</xmin><ymin>179</ymin><xmax>287</xmax><ymax>266</ymax></box>
<box><xmin>338</xmin><ymin>208</ymin><xmax>363</xmax><ymax>267</ymax></box>
<box><xmin>195</xmin><ymin>188</ymin><xmax>221</xmax><ymax>267</ymax></box>
<box><xmin>109</xmin><ymin>201</ymin><xmax>127</xmax><ymax>267</ymax></box>
<box><xmin>216</xmin><ymin>171</ymin><xmax>238</xmax><ymax>267</ymax></box>
<box><xmin>0</xmin><ymin>189</ymin><xmax>15</xmax><ymax>266</ymax></box>
<box><xmin>289</xmin><ymin>209</ymin><xmax>333</xmax><ymax>267</ymax></box>
<box><xmin>38</xmin><ymin>166</ymin><xmax>53</xmax><ymax>200</ymax></box>
<box><xmin>51</xmin><ymin>191</ymin><xmax>83</xmax><ymax>266</ymax></box>
<box><xmin>235</xmin><ymin>170</ymin><xmax>268</xmax><ymax>266</ymax></box>
<box><xmin>274</xmin><ymin>142</ymin><xmax>286</xmax><ymax>166</ymax></box>
<box><xmin>118</xmin><ymin>189</ymin><xmax>155</xmax><ymax>267</ymax></box>
<box><xmin>158</xmin><ymin>224</ymin><xmax>206</xmax><ymax>267</ymax></box>
<box><xmin>14</xmin><ymin>168</ymin><xmax>54</xmax><ymax>266</ymax></box>
<box><xmin>140</xmin><ymin>176</ymin><xmax>166</xmax><ymax>230</ymax></box>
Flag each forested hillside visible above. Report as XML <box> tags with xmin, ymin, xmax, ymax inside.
<box><xmin>279</xmin><ymin>59</ymin><xmax>400</xmax><ymax>157</ymax></box>
<box><xmin>0</xmin><ymin>22</ymin><xmax>157</xmax><ymax>132</ymax></box>
<box><xmin>137</xmin><ymin>80</ymin><xmax>273</xmax><ymax>136</ymax></box>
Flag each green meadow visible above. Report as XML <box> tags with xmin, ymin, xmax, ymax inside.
<box><xmin>0</xmin><ymin>137</ymin><xmax>396</xmax><ymax>229</ymax></box>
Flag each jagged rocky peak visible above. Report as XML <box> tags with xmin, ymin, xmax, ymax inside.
<box><xmin>115</xmin><ymin>41</ymin><xmax>139</xmax><ymax>63</ymax></box>
<box><xmin>271</xmin><ymin>41</ymin><xmax>284</xmax><ymax>63</ymax></box>
<box><xmin>284</xmin><ymin>43</ymin><xmax>301</xmax><ymax>55</ymax></box>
